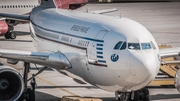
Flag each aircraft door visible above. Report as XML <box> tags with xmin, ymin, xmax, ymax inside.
<box><xmin>89</xmin><ymin>30</ymin><xmax>108</xmax><ymax>62</ymax></box>
<box><xmin>85</xmin><ymin>30</ymin><xmax>108</xmax><ymax>84</ymax></box>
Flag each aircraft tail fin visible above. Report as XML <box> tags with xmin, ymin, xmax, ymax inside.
<box><xmin>39</xmin><ymin>0</ymin><xmax>88</xmax><ymax>10</ymax></box>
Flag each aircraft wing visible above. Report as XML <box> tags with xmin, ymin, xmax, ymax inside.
<box><xmin>160</xmin><ymin>47</ymin><xmax>180</xmax><ymax>59</ymax></box>
<box><xmin>160</xmin><ymin>47</ymin><xmax>180</xmax><ymax>65</ymax></box>
<box><xmin>0</xmin><ymin>49</ymin><xmax>71</xmax><ymax>69</ymax></box>
<box><xmin>0</xmin><ymin>13</ymin><xmax>29</xmax><ymax>21</ymax></box>
<box><xmin>91</xmin><ymin>8</ymin><xmax>118</xmax><ymax>14</ymax></box>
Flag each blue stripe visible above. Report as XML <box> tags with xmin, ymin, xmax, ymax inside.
<box><xmin>97</xmin><ymin>56</ymin><xmax>103</xmax><ymax>59</ymax></box>
<box><xmin>98</xmin><ymin>60</ymin><xmax>106</xmax><ymax>63</ymax></box>
<box><xmin>97</xmin><ymin>52</ymin><xmax>103</xmax><ymax>54</ymax></box>
<box><xmin>97</xmin><ymin>48</ymin><xmax>103</xmax><ymax>50</ymax></box>
<box><xmin>32</xmin><ymin>22</ymin><xmax>104</xmax><ymax>43</ymax></box>
<box><xmin>97</xmin><ymin>44</ymin><xmax>103</xmax><ymax>46</ymax></box>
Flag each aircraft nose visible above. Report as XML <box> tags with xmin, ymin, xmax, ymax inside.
<box><xmin>127</xmin><ymin>51</ymin><xmax>160</xmax><ymax>88</ymax></box>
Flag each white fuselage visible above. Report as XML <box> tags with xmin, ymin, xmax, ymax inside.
<box><xmin>0</xmin><ymin>0</ymin><xmax>38</xmax><ymax>15</ymax></box>
<box><xmin>29</xmin><ymin>7</ymin><xmax>160</xmax><ymax>92</ymax></box>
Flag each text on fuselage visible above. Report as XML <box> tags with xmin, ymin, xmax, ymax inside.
<box><xmin>71</xmin><ymin>25</ymin><xmax>90</xmax><ymax>33</ymax></box>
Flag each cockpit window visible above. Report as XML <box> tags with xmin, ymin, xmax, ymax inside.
<box><xmin>141</xmin><ymin>43</ymin><xmax>151</xmax><ymax>50</ymax></box>
<box><xmin>128</xmin><ymin>43</ymin><xmax>140</xmax><ymax>50</ymax></box>
<box><xmin>114</xmin><ymin>41</ymin><xmax>123</xmax><ymax>50</ymax></box>
<box><xmin>150</xmin><ymin>41</ymin><xmax>156</xmax><ymax>50</ymax></box>
<box><xmin>120</xmin><ymin>42</ymin><xmax>126</xmax><ymax>50</ymax></box>
<box><xmin>114</xmin><ymin>41</ymin><xmax>127</xmax><ymax>50</ymax></box>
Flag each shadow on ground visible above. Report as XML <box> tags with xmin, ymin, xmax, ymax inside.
<box><xmin>35</xmin><ymin>91</ymin><xmax>61</xmax><ymax>101</ymax></box>
<box><xmin>15</xmin><ymin>31</ymin><xmax>31</xmax><ymax>35</ymax></box>
<box><xmin>0</xmin><ymin>31</ymin><xmax>31</xmax><ymax>42</ymax></box>
<box><xmin>0</xmin><ymin>38</ymin><xmax>32</xmax><ymax>42</ymax></box>
<box><xmin>99</xmin><ymin>97</ymin><xmax>116</xmax><ymax>101</ymax></box>
<box><xmin>36</xmin><ymin>85</ymin><xmax>97</xmax><ymax>89</ymax></box>
<box><xmin>34</xmin><ymin>87</ymin><xmax>180</xmax><ymax>101</ymax></box>
<box><xmin>150</xmin><ymin>94</ymin><xmax>180</xmax><ymax>100</ymax></box>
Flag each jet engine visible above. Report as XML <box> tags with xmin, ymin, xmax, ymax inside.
<box><xmin>53</xmin><ymin>0</ymin><xmax>88</xmax><ymax>10</ymax></box>
<box><xmin>175</xmin><ymin>69</ymin><xmax>180</xmax><ymax>92</ymax></box>
<box><xmin>0</xmin><ymin>65</ymin><xmax>24</xmax><ymax>101</ymax></box>
<box><xmin>0</xmin><ymin>21</ymin><xmax>8</xmax><ymax>35</ymax></box>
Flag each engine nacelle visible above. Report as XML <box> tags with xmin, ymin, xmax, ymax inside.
<box><xmin>175</xmin><ymin>69</ymin><xmax>180</xmax><ymax>93</ymax></box>
<box><xmin>58</xmin><ymin>0</ymin><xmax>88</xmax><ymax>10</ymax></box>
<box><xmin>0</xmin><ymin>21</ymin><xmax>8</xmax><ymax>35</ymax></box>
<box><xmin>0</xmin><ymin>65</ymin><xmax>24</xmax><ymax>101</ymax></box>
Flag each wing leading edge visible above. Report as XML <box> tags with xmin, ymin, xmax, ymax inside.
<box><xmin>0</xmin><ymin>49</ymin><xmax>71</xmax><ymax>69</ymax></box>
<box><xmin>160</xmin><ymin>47</ymin><xmax>180</xmax><ymax>59</ymax></box>
<box><xmin>0</xmin><ymin>13</ymin><xmax>30</xmax><ymax>21</ymax></box>
<box><xmin>160</xmin><ymin>47</ymin><xmax>180</xmax><ymax>65</ymax></box>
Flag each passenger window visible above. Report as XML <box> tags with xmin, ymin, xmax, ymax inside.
<box><xmin>128</xmin><ymin>43</ymin><xmax>140</xmax><ymax>50</ymax></box>
<box><xmin>114</xmin><ymin>41</ymin><xmax>123</xmax><ymax>50</ymax></box>
<box><xmin>120</xmin><ymin>42</ymin><xmax>127</xmax><ymax>50</ymax></box>
<box><xmin>141</xmin><ymin>43</ymin><xmax>151</xmax><ymax>50</ymax></box>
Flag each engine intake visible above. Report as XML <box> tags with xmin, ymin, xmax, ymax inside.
<box><xmin>175</xmin><ymin>69</ymin><xmax>180</xmax><ymax>92</ymax></box>
<box><xmin>0</xmin><ymin>21</ymin><xmax>8</xmax><ymax>35</ymax></box>
<box><xmin>0</xmin><ymin>66</ymin><xmax>24</xmax><ymax>101</ymax></box>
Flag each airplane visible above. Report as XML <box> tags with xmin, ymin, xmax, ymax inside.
<box><xmin>0</xmin><ymin>0</ymin><xmax>87</xmax><ymax>39</ymax></box>
<box><xmin>0</xmin><ymin>0</ymin><xmax>180</xmax><ymax>101</ymax></box>
<box><xmin>0</xmin><ymin>0</ymin><xmax>39</xmax><ymax>39</ymax></box>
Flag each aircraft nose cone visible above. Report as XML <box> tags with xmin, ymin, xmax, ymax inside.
<box><xmin>127</xmin><ymin>51</ymin><xmax>160</xmax><ymax>89</ymax></box>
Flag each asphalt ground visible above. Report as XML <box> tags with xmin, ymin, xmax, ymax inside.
<box><xmin>0</xmin><ymin>2</ymin><xmax>180</xmax><ymax>101</ymax></box>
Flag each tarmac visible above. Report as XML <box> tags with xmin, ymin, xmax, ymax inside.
<box><xmin>0</xmin><ymin>2</ymin><xmax>180</xmax><ymax>101</ymax></box>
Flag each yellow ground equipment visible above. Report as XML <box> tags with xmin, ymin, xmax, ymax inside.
<box><xmin>61</xmin><ymin>96</ymin><xmax>103</xmax><ymax>101</ymax></box>
<box><xmin>149</xmin><ymin>45</ymin><xmax>179</xmax><ymax>86</ymax></box>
